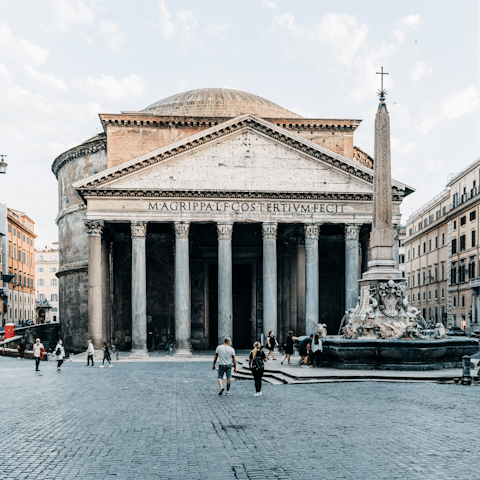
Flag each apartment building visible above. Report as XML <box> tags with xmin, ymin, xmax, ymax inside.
<box><xmin>35</xmin><ymin>242</ymin><xmax>59</xmax><ymax>323</ymax></box>
<box><xmin>7</xmin><ymin>208</ymin><xmax>37</xmax><ymax>323</ymax></box>
<box><xmin>404</xmin><ymin>157</ymin><xmax>480</xmax><ymax>334</ymax></box>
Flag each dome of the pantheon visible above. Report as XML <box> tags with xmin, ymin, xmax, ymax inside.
<box><xmin>141</xmin><ymin>88</ymin><xmax>302</xmax><ymax>118</ymax></box>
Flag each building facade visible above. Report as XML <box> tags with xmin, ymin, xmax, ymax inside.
<box><xmin>35</xmin><ymin>242</ymin><xmax>59</xmax><ymax>323</ymax></box>
<box><xmin>53</xmin><ymin>88</ymin><xmax>412</xmax><ymax>353</ymax></box>
<box><xmin>404</xmin><ymin>157</ymin><xmax>480</xmax><ymax>334</ymax></box>
<box><xmin>6</xmin><ymin>208</ymin><xmax>36</xmax><ymax>324</ymax></box>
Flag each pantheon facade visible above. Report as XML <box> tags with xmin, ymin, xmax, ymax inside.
<box><xmin>53</xmin><ymin>88</ymin><xmax>412</xmax><ymax>355</ymax></box>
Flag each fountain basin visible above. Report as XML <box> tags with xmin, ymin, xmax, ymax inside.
<box><xmin>321</xmin><ymin>336</ymin><xmax>479</xmax><ymax>371</ymax></box>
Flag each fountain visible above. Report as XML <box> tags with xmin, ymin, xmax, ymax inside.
<box><xmin>319</xmin><ymin>79</ymin><xmax>479</xmax><ymax>370</ymax></box>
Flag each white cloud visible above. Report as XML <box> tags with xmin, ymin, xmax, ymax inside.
<box><xmin>77</xmin><ymin>73</ymin><xmax>146</xmax><ymax>102</ymax></box>
<box><xmin>79</xmin><ymin>31</ymin><xmax>94</xmax><ymax>46</ymax></box>
<box><xmin>392</xmin><ymin>14</ymin><xmax>421</xmax><ymax>42</ymax></box>
<box><xmin>269</xmin><ymin>13</ymin><xmax>369</xmax><ymax>66</ymax></box>
<box><xmin>100</xmin><ymin>21</ymin><xmax>127</xmax><ymax>52</ymax></box>
<box><xmin>158</xmin><ymin>1</ymin><xmax>197</xmax><ymax>51</ymax></box>
<box><xmin>0</xmin><ymin>23</ymin><xmax>49</xmax><ymax>65</ymax></box>
<box><xmin>5</xmin><ymin>84</ymin><xmax>101</xmax><ymax>123</ymax></box>
<box><xmin>24</xmin><ymin>66</ymin><xmax>69</xmax><ymax>92</ymax></box>
<box><xmin>262</xmin><ymin>0</ymin><xmax>276</xmax><ymax>7</ymax></box>
<box><xmin>0</xmin><ymin>64</ymin><xmax>11</xmax><ymax>79</ymax></box>
<box><xmin>391</xmin><ymin>135</ymin><xmax>418</xmax><ymax>156</ymax></box>
<box><xmin>48</xmin><ymin>0</ymin><xmax>95</xmax><ymax>33</ymax></box>
<box><xmin>410</xmin><ymin>61</ymin><xmax>432</xmax><ymax>83</ymax></box>
<box><xmin>205</xmin><ymin>23</ymin><xmax>230</xmax><ymax>43</ymax></box>
<box><xmin>416</xmin><ymin>85</ymin><xmax>479</xmax><ymax>134</ymax></box>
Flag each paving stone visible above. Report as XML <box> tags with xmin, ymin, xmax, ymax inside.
<box><xmin>0</xmin><ymin>358</ymin><xmax>478</xmax><ymax>479</ymax></box>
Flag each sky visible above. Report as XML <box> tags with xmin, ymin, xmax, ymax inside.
<box><xmin>0</xmin><ymin>0</ymin><xmax>478</xmax><ymax>248</ymax></box>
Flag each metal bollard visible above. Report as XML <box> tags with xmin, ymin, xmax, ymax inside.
<box><xmin>461</xmin><ymin>355</ymin><xmax>472</xmax><ymax>385</ymax></box>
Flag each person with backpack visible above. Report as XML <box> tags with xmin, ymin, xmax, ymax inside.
<box><xmin>100</xmin><ymin>342</ymin><xmax>112</xmax><ymax>368</ymax></box>
<box><xmin>86</xmin><ymin>339</ymin><xmax>95</xmax><ymax>367</ymax></box>
<box><xmin>249</xmin><ymin>341</ymin><xmax>267</xmax><ymax>397</ymax></box>
<box><xmin>54</xmin><ymin>340</ymin><xmax>65</xmax><ymax>371</ymax></box>
<box><xmin>32</xmin><ymin>338</ymin><xmax>45</xmax><ymax>372</ymax></box>
<box><xmin>265</xmin><ymin>331</ymin><xmax>278</xmax><ymax>360</ymax></box>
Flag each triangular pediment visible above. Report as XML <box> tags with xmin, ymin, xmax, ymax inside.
<box><xmin>74</xmin><ymin>114</ymin><xmax>410</xmax><ymax>199</ymax></box>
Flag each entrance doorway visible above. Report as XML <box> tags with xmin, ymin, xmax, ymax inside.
<box><xmin>208</xmin><ymin>263</ymin><xmax>252</xmax><ymax>349</ymax></box>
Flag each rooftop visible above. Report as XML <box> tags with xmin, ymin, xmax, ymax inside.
<box><xmin>141</xmin><ymin>88</ymin><xmax>302</xmax><ymax>118</ymax></box>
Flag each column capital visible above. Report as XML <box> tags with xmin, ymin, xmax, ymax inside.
<box><xmin>304</xmin><ymin>224</ymin><xmax>320</xmax><ymax>240</ymax></box>
<box><xmin>217</xmin><ymin>222</ymin><xmax>233</xmax><ymax>240</ymax></box>
<box><xmin>262</xmin><ymin>222</ymin><xmax>278</xmax><ymax>239</ymax></box>
<box><xmin>393</xmin><ymin>224</ymin><xmax>401</xmax><ymax>240</ymax></box>
<box><xmin>84</xmin><ymin>220</ymin><xmax>104</xmax><ymax>237</ymax></box>
<box><xmin>344</xmin><ymin>224</ymin><xmax>361</xmax><ymax>241</ymax></box>
<box><xmin>131</xmin><ymin>221</ymin><xmax>147</xmax><ymax>238</ymax></box>
<box><xmin>174</xmin><ymin>222</ymin><xmax>190</xmax><ymax>239</ymax></box>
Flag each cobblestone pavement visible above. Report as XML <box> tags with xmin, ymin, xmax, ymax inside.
<box><xmin>0</xmin><ymin>357</ymin><xmax>478</xmax><ymax>480</ymax></box>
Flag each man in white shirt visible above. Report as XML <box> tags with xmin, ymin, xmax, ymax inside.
<box><xmin>212</xmin><ymin>337</ymin><xmax>237</xmax><ymax>395</ymax></box>
<box><xmin>86</xmin><ymin>340</ymin><xmax>95</xmax><ymax>367</ymax></box>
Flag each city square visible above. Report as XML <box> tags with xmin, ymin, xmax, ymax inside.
<box><xmin>0</xmin><ymin>2</ymin><xmax>479</xmax><ymax>479</ymax></box>
<box><xmin>1</xmin><ymin>357</ymin><xmax>478</xmax><ymax>480</ymax></box>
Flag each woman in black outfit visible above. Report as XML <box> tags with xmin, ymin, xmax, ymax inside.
<box><xmin>266</xmin><ymin>331</ymin><xmax>278</xmax><ymax>360</ymax></box>
<box><xmin>249</xmin><ymin>342</ymin><xmax>267</xmax><ymax>397</ymax></box>
<box><xmin>281</xmin><ymin>331</ymin><xmax>297</xmax><ymax>365</ymax></box>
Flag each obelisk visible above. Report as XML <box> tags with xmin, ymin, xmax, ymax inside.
<box><xmin>363</xmin><ymin>90</ymin><xmax>402</xmax><ymax>280</ymax></box>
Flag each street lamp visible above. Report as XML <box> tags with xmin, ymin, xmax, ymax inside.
<box><xmin>0</xmin><ymin>155</ymin><xmax>7</xmax><ymax>174</ymax></box>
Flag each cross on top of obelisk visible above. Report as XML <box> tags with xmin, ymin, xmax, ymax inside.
<box><xmin>376</xmin><ymin>66</ymin><xmax>388</xmax><ymax>101</ymax></box>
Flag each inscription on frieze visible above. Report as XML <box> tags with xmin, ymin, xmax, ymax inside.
<box><xmin>147</xmin><ymin>201</ymin><xmax>346</xmax><ymax>214</ymax></box>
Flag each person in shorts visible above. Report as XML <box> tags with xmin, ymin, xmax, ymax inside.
<box><xmin>265</xmin><ymin>331</ymin><xmax>278</xmax><ymax>360</ymax></box>
<box><xmin>212</xmin><ymin>337</ymin><xmax>237</xmax><ymax>395</ymax></box>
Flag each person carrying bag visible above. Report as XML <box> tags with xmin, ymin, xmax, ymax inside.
<box><xmin>249</xmin><ymin>341</ymin><xmax>267</xmax><ymax>397</ymax></box>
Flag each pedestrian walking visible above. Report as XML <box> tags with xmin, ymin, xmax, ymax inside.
<box><xmin>265</xmin><ymin>331</ymin><xmax>278</xmax><ymax>360</ymax></box>
<box><xmin>100</xmin><ymin>342</ymin><xmax>112</xmax><ymax>368</ymax></box>
<box><xmin>86</xmin><ymin>340</ymin><xmax>95</xmax><ymax>367</ymax></box>
<box><xmin>281</xmin><ymin>331</ymin><xmax>298</xmax><ymax>365</ymax></box>
<box><xmin>298</xmin><ymin>334</ymin><xmax>314</xmax><ymax>367</ymax></box>
<box><xmin>54</xmin><ymin>340</ymin><xmax>65</xmax><ymax>371</ymax></box>
<box><xmin>212</xmin><ymin>337</ymin><xmax>237</xmax><ymax>395</ymax></box>
<box><xmin>17</xmin><ymin>338</ymin><xmax>26</xmax><ymax>359</ymax></box>
<box><xmin>249</xmin><ymin>341</ymin><xmax>267</xmax><ymax>397</ymax></box>
<box><xmin>309</xmin><ymin>334</ymin><xmax>323</xmax><ymax>367</ymax></box>
<box><xmin>32</xmin><ymin>338</ymin><xmax>45</xmax><ymax>371</ymax></box>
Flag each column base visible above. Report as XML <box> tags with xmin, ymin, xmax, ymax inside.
<box><xmin>173</xmin><ymin>348</ymin><xmax>193</xmax><ymax>357</ymax></box>
<box><xmin>129</xmin><ymin>349</ymin><xmax>149</xmax><ymax>359</ymax></box>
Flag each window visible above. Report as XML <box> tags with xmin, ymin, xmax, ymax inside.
<box><xmin>17</xmin><ymin>230</ymin><xmax>20</xmax><ymax>238</ymax></box>
<box><xmin>417</xmin><ymin>293</ymin><xmax>420</xmax><ymax>301</ymax></box>
<box><xmin>23</xmin><ymin>252</ymin><xmax>26</xmax><ymax>263</ymax></box>
<box><xmin>428</xmin><ymin>269</ymin><xmax>432</xmax><ymax>282</ymax></box>
<box><xmin>52</xmin><ymin>308</ymin><xmax>58</xmax><ymax>312</ymax></box>
<box><xmin>417</xmin><ymin>273</ymin><xmax>420</xmax><ymax>285</ymax></box>
<box><xmin>38</xmin><ymin>255</ymin><xmax>43</xmax><ymax>261</ymax></box>
<box><xmin>460</xmin><ymin>216</ymin><xmax>466</xmax><ymax>226</ymax></box>
<box><xmin>18</xmin><ymin>250</ymin><xmax>21</xmax><ymax>261</ymax></box>
<box><xmin>428</xmin><ymin>291</ymin><xmax>431</xmax><ymax>300</ymax></box>
<box><xmin>408</xmin><ymin>295</ymin><xmax>410</xmax><ymax>303</ymax></box>
<box><xmin>442</xmin><ymin>233</ymin><xmax>445</xmax><ymax>246</ymax></box>
<box><xmin>412</xmin><ymin>275</ymin><xmax>415</xmax><ymax>287</ymax></box>
<box><xmin>8</xmin><ymin>224</ymin><xmax>11</xmax><ymax>232</ymax></box>
<box><xmin>436</xmin><ymin>210</ymin><xmax>440</xmax><ymax>220</ymax></box>
<box><xmin>418</xmin><ymin>221</ymin><xmax>422</xmax><ymax>230</ymax></box>
<box><xmin>453</xmin><ymin>220</ymin><xmax>457</xmax><ymax>230</ymax></box>
<box><xmin>22</xmin><ymin>234</ymin><xmax>25</xmax><ymax>241</ymax></box>
<box><xmin>435</xmin><ymin>236</ymin><xmax>438</xmax><ymax>248</ymax></box>
<box><xmin>418</xmin><ymin>245</ymin><xmax>420</xmax><ymax>256</ymax></box>
<box><xmin>423</xmin><ymin>292</ymin><xmax>426</xmax><ymax>301</ymax></box>
<box><xmin>13</xmin><ymin>228</ymin><xmax>16</xmax><ymax>235</ymax></box>
<box><xmin>408</xmin><ymin>250</ymin><xmax>411</xmax><ymax>261</ymax></box>
<box><xmin>412</xmin><ymin>248</ymin><xmax>415</xmax><ymax>259</ymax></box>
<box><xmin>424</xmin><ymin>219</ymin><xmax>428</xmax><ymax>227</ymax></box>
<box><xmin>409</xmin><ymin>228</ymin><xmax>412</xmax><ymax>236</ymax></box>
<box><xmin>453</xmin><ymin>296</ymin><xmax>457</xmax><ymax>307</ymax></box>
<box><xmin>469</xmin><ymin>260</ymin><xmax>476</xmax><ymax>279</ymax></box>
<box><xmin>38</xmin><ymin>279</ymin><xmax>44</xmax><ymax>286</ymax></box>
<box><xmin>470</xmin><ymin>210</ymin><xmax>476</xmax><ymax>221</ymax></box>
<box><xmin>407</xmin><ymin>277</ymin><xmax>410</xmax><ymax>288</ymax></box>
<box><xmin>443</xmin><ymin>206</ymin><xmax>447</xmax><ymax>215</ymax></box>
<box><xmin>51</xmin><ymin>267</ymin><xmax>57</xmax><ymax>273</ymax></box>
<box><xmin>429</xmin><ymin>239</ymin><xmax>432</xmax><ymax>251</ymax></box>
<box><xmin>423</xmin><ymin>271</ymin><xmax>426</xmax><ymax>284</ymax></box>
<box><xmin>51</xmin><ymin>294</ymin><xmax>58</xmax><ymax>302</ymax></box>
<box><xmin>461</xmin><ymin>295</ymin><xmax>465</xmax><ymax>308</ymax></box>
<box><xmin>451</xmin><ymin>263</ymin><xmax>457</xmax><ymax>284</ymax></box>
<box><xmin>441</xmin><ymin>288</ymin><xmax>445</xmax><ymax>299</ymax></box>
<box><xmin>38</xmin><ymin>267</ymin><xmax>43</xmax><ymax>273</ymax></box>
<box><xmin>429</xmin><ymin>214</ymin><xmax>434</xmax><ymax>224</ymax></box>
<box><xmin>435</xmin><ymin>267</ymin><xmax>438</xmax><ymax>281</ymax></box>
<box><xmin>452</xmin><ymin>238</ymin><xmax>457</xmax><ymax>254</ymax></box>
<box><xmin>472</xmin><ymin>230</ymin><xmax>476</xmax><ymax>247</ymax></box>
<box><xmin>460</xmin><ymin>234</ymin><xmax>466</xmax><ymax>252</ymax></box>
<box><xmin>459</xmin><ymin>263</ymin><xmax>466</xmax><ymax>282</ymax></box>
<box><xmin>38</xmin><ymin>293</ymin><xmax>45</xmax><ymax>302</ymax></box>
<box><xmin>435</xmin><ymin>289</ymin><xmax>438</xmax><ymax>299</ymax></box>
<box><xmin>399</xmin><ymin>254</ymin><xmax>405</xmax><ymax>264</ymax></box>
<box><xmin>51</xmin><ymin>279</ymin><xmax>57</xmax><ymax>286</ymax></box>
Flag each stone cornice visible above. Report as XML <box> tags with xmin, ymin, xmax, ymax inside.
<box><xmin>56</xmin><ymin>261</ymin><xmax>88</xmax><ymax>277</ymax></box>
<box><xmin>99</xmin><ymin>113</ymin><xmax>362</xmax><ymax>132</ymax></box>
<box><xmin>52</xmin><ymin>135</ymin><xmax>106</xmax><ymax>178</ymax></box>
<box><xmin>55</xmin><ymin>203</ymin><xmax>87</xmax><ymax>225</ymax></box>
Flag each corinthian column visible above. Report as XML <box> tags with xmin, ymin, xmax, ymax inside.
<box><xmin>262</xmin><ymin>223</ymin><xmax>277</xmax><ymax>341</ymax></box>
<box><xmin>174</xmin><ymin>222</ymin><xmax>192</xmax><ymax>356</ymax></box>
<box><xmin>305</xmin><ymin>224</ymin><xmax>319</xmax><ymax>335</ymax></box>
<box><xmin>130</xmin><ymin>221</ymin><xmax>149</xmax><ymax>358</ymax></box>
<box><xmin>344</xmin><ymin>224</ymin><xmax>361</xmax><ymax>313</ymax></box>
<box><xmin>84</xmin><ymin>220</ymin><xmax>104</xmax><ymax>350</ymax></box>
<box><xmin>217</xmin><ymin>223</ymin><xmax>233</xmax><ymax>345</ymax></box>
